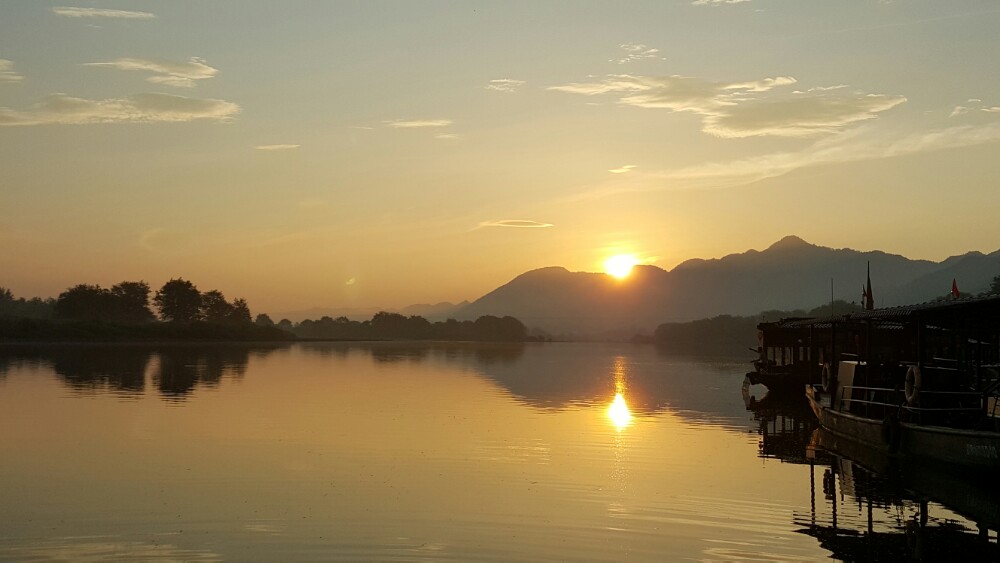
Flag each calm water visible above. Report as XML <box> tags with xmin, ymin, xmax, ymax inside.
<box><xmin>0</xmin><ymin>342</ymin><xmax>997</xmax><ymax>561</ymax></box>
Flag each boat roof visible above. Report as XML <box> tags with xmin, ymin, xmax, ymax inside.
<box><xmin>762</xmin><ymin>294</ymin><xmax>1000</xmax><ymax>332</ymax></box>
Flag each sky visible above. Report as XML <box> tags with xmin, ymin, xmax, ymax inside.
<box><xmin>2</xmin><ymin>1</ymin><xmax>1000</xmax><ymax>314</ymax></box>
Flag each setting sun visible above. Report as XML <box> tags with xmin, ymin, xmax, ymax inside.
<box><xmin>604</xmin><ymin>255</ymin><xmax>639</xmax><ymax>279</ymax></box>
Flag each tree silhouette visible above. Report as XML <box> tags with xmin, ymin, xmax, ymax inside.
<box><xmin>229</xmin><ymin>298</ymin><xmax>252</xmax><ymax>324</ymax></box>
<box><xmin>255</xmin><ymin>313</ymin><xmax>275</xmax><ymax>327</ymax></box>
<box><xmin>110</xmin><ymin>281</ymin><xmax>154</xmax><ymax>323</ymax></box>
<box><xmin>154</xmin><ymin>278</ymin><xmax>202</xmax><ymax>322</ymax></box>
<box><xmin>201</xmin><ymin>290</ymin><xmax>234</xmax><ymax>322</ymax></box>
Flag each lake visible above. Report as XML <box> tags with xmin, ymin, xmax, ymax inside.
<box><xmin>0</xmin><ymin>342</ymin><xmax>997</xmax><ymax>560</ymax></box>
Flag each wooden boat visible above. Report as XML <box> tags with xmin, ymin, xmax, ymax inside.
<box><xmin>807</xmin><ymin>366</ymin><xmax>1000</xmax><ymax>470</ymax></box>
<box><xmin>764</xmin><ymin>295</ymin><xmax>1000</xmax><ymax>469</ymax></box>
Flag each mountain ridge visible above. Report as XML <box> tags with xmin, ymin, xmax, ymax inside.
<box><xmin>455</xmin><ymin>236</ymin><xmax>1000</xmax><ymax>336</ymax></box>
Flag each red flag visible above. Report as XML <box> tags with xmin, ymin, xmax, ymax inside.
<box><xmin>952</xmin><ymin>278</ymin><xmax>960</xmax><ymax>299</ymax></box>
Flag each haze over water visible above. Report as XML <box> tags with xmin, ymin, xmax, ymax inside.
<box><xmin>1</xmin><ymin>343</ymin><xmax>994</xmax><ymax>560</ymax></box>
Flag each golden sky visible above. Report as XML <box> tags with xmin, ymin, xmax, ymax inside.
<box><xmin>2</xmin><ymin>2</ymin><xmax>1000</xmax><ymax>313</ymax></box>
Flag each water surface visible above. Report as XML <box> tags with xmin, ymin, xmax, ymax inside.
<box><xmin>0</xmin><ymin>342</ymin><xmax>996</xmax><ymax>560</ymax></box>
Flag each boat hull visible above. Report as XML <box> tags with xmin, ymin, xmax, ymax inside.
<box><xmin>806</xmin><ymin>385</ymin><xmax>1000</xmax><ymax>470</ymax></box>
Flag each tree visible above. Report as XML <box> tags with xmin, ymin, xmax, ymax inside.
<box><xmin>276</xmin><ymin>318</ymin><xmax>294</xmax><ymax>331</ymax></box>
<box><xmin>201</xmin><ymin>290</ymin><xmax>235</xmax><ymax>323</ymax></box>
<box><xmin>110</xmin><ymin>281</ymin><xmax>154</xmax><ymax>323</ymax></box>
<box><xmin>990</xmin><ymin>273</ymin><xmax>1000</xmax><ymax>295</ymax></box>
<box><xmin>54</xmin><ymin>284</ymin><xmax>112</xmax><ymax>321</ymax></box>
<box><xmin>255</xmin><ymin>313</ymin><xmax>275</xmax><ymax>327</ymax></box>
<box><xmin>229</xmin><ymin>298</ymin><xmax>252</xmax><ymax>324</ymax></box>
<box><xmin>154</xmin><ymin>278</ymin><xmax>202</xmax><ymax>322</ymax></box>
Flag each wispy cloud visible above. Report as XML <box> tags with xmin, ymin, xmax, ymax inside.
<box><xmin>51</xmin><ymin>6</ymin><xmax>156</xmax><ymax>19</ymax></box>
<box><xmin>85</xmin><ymin>57</ymin><xmax>218</xmax><ymax>88</ymax></box>
<box><xmin>576</xmin><ymin>122</ymin><xmax>1000</xmax><ymax>200</ymax></box>
<box><xmin>613</xmin><ymin>44</ymin><xmax>661</xmax><ymax>64</ymax></box>
<box><xmin>550</xmin><ymin>73</ymin><xmax>904</xmax><ymax>137</ymax></box>
<box><xmin>692</xmin><ymin>0</ymin><xmax>751</xmax><ymax>5</ymax></box>
<box><xmin>984</xmin><ymin>107</ymin><xmax>1000</xmax><ymax>113</ymax></box>
<box><xmin>704</xmin><ymin>93</ymin><xmax>906</xmax><ymax>138</ymax></box>
<box><xmin>0</xmin><ymin>93</ymin><xmax>240</xmax><ymax>126</ymax></box>
<box><xmin>608</xmin><ymin>164</ymin><xmax>636</xmax><ymax>174</ymax></box>
<box><xmin>256</xmin><ymin>144</ymin><xmax>300</xmax><ymax>150</ymax></box>
<box><xmin>384</xmin><ymin>119</ymin><xmax>453</xmax><ymax>128</ymax></box>
<box><xmin>478</xmin><ymin>220</ymin><xmax>554</xmax><ymax>229</ymax></box>
<box><xmin>486</xmin><ymin>79</ymin><xmax>525</xmax><ymax>93</ymax></box>
<box><xmin>435</xmin><ymin>133</ymin><xmax>460</xmax><ymax>140</ymax></box>
<box><xmin>0</xmin><ymin>59</ymin><xmax>24</xmax><ymax>83</ymax></box>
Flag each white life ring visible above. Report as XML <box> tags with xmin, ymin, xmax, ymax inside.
<box><xmin>905</xmin><ymin>365</ymin><xmax>922</xmax><ymax>406</ymax></box>
<box><xmin>821</xmin><ymin>363</ymin><xmax>834</xmax><ymax>392</ymax></box>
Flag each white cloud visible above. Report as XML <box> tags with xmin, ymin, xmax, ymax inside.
<box><xmin>0</xmin><ymin>59</ymin><xmax>24</xmax><ymax>83</ymax></box>
<box><xmin>950</xmin><ymin>106</ymin><xmax>969</xmax><ymax>117</ymax></box>
<box><xmin>0</xmin><ymin>93</ymin><xmax>240</xmax><ymax>126</ymax></box>
<box><xmin>435</xmin><ymin>133</ymin><xmax>460</xmax><ymax>140</ymax></box>
<box><xmin>384</xmin><ymin>119</ymin><xmax>453</xmax><ymax>128</ymax></box>
<box><xmin>577</xmin><ymin>122</ymin><xmax>1000</xmax><ymax>199</ymax></box>
<box><xmin>85</xmin><ymin>57</ymin><xmax>218</xmax><ymax>88</ymax></box>
<box><xmin>692</xmin><ymin>0</ymin><xmax>751</xmax><ymax>5</ymax></box>
<box><xmin>256</xmin><ymin>144</ymin><xmax>300</xmax><ymax>150</ymax></box>
<box><xmin>614</xmin><ymin>44</ymin><xmax>661</xmax><ymax>64</ymax></box>
<box><xmin>609</xmin><ymin>164</ymin><xmax>636</xmax><ymax>174</ymax></box>
<box><xmin>486</xmin><ymin>79</ymin><xmax>525</xmax><ymax>93</ymax></box>
<box><xmin>983</xmin><ymin>107</ymin><xmax>1000</xmax><ymax>113</ymax></box>
<box><xmin>704</xmin><ymin>93</ymin><xmax>906</xmax><ymax>138</ymax></box>
<box><xmin>550</xmin><ymin>73</ymin><xmax>904</xmax><ymax>137</ymax></box>
<box><xmin>51</xmin><ymin>6</ymin><xmax>156</xmax><ymax>19</ymax></box>
<box><xmin>478</xmin><ymin>220</ymin><xmax>554</xmax><ymax>228</ymax></box>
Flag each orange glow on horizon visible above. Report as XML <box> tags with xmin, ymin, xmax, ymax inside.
<box><xmin>604</xmin><ymin>255</ymin><xmax>638</xmax><ymax>279</ymax></box>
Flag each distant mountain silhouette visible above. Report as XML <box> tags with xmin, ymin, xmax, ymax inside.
<box><xmin>456</xmin><ymin>236</ymin><xmax>1000</xmax><ymax>336</ymax></box>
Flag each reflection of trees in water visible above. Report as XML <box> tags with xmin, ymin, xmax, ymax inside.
<box><xmin>0</xmin><ymin>345</ymin><xmax>150</xmax><ymax>396</ymax></box>
<box><xmin>153</xmin><ymin>345</ymin><xmax>279</xmax><ymax>400</ymax></box>
<box><xmin>0</xmin><ymin>344</ymin><xmax>283</xmax><ymax>400</ymax></box>
<box><xmin>52</xmin><ymin>346</ymin><xmax>150</xmax><ymax>395</ymax></box>
<box><xmin>301</xmin><ymin>343</ymin><xmax>746</xmax><ymax>422</ymax></box>
<box><xmin>298</xmin><ymin>341</ymin><xmax>527</xmax><ymax>366</ymax></box>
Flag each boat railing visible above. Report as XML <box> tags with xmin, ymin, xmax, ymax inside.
<box><xmin>836</xmin><ymin>385</ymin><xmax>986</xmax><ymax>427</ymax></box>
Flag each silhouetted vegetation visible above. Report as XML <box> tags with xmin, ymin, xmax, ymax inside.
<box><xmin>1</xmin><ymin>280</ymin><xmax>286</xmax><ymax>342</ymax></box>
<box><xmin>1</xmin><ymin>283</ymin><xmax>528</xmax><ymax>343</ymax></box>
<box><xmin>291</xmin><ymin>311</ymin><xmax>529</xmax><ymax>342</ymax></box>
<box><xmin>0</xmin><ymin>287</ymin><xmax>54</xmax><ymax>319</ymax></box>
<box><xmin>654</xmin><ymin>300</ymin><xmax>862</xmax><ymax>355</ymax></box>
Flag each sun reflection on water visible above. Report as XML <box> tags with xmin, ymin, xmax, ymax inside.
<box><xmin>607</xmin><ymin>393</ymin><xmax>633</xmax><ymax>430</ymax></box>
<box><xmin>607</xmin><ymin>356</ymin><xmax>633</xmax><ymax>431</ymax></box>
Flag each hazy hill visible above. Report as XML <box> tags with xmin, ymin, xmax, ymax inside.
<box><xmin>456</xmin><ymin>236</ymin><xmax>1000</xmax><ymax>336</ymax></box>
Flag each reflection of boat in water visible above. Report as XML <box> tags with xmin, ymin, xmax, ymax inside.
<box><xmin>798</xmin><ymin>428</ymin><xmax>1000</xmax><ymax>560</ymax></box>
<box><xmin>755</xmin><ymin>296</ymin><xmax>1000</xmax><ymax>470</ymax></box>
<box><xmin>747</xmin><ymin>390</ymin><xmax>1000</xmax><ymax>558</ymax></box>
<box><xmin>744</xmin><ymin>386</ymin><xmax>822</xmax><ymax>464</ymax></box>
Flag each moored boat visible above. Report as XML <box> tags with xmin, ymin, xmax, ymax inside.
<box><xmin>766</xmin><ymin>295</ymin><xmax>1000</xmax><ymax>470</ymax></box>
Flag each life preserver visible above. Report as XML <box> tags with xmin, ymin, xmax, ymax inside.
<box><xmin>821</xmin><ymin>363</ymin><xmax>835</xmax><ymax>392</ymax></box>
<box><xmin>905</xmin><ymin>365</ymin><xmax>922</xmax><ymax>406</ymax></box>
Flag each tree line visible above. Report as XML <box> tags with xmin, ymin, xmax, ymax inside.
<box><xmin>1</xmin><ymin>279</ymin><xmax>285</xmax><ymax>341</ymax></box>
<box><xmin>654</xmin><ymin>300</ymin><xmax>863</xmax><ymax>355</ymax></box>
<box><xmin>255</xmin><ymin>311</ymin><xmax>529</xmax><ymax>342</ymax></box>
<box><xmin>1</xmin><ymin>282</ymin><xmax>529</xmax><ymax>342</ymax></box>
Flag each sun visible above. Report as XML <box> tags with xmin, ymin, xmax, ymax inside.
<box><xmin>604</xmin><ymin>254</ymin><xmax>639</xmax><ymax>279</ymax></box>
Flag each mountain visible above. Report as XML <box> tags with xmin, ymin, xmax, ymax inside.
<box><xmin>455</xmin><ymin>236</ymin><xmax>1000</xmax><ymax>336</ymax></box>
